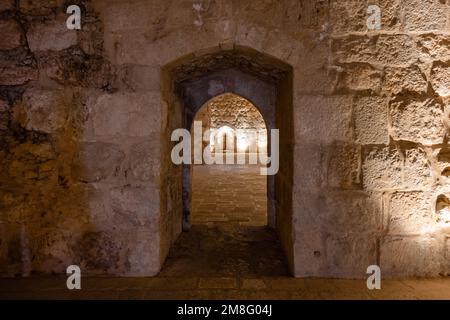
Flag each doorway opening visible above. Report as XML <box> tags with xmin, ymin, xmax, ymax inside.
<box><xmin>160</xmin><ymin>46</ymin><xmax>294</xmax><ymax>277</ymax></box>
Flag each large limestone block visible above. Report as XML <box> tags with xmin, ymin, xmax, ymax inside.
<box><xmin>417</xmin><ymin>34</ymin><xmax>450</xmax><ymax>62</ymax></box>
<box><xmin>430</xmin><ymin>61</ymin><xmax>450</xmax><ymax>97</ymax></box>
<box><xmin>321</xmin><ymin>191</ymin><xmax>381</xmax><ymax>235</ymax></box>
<box><xmin>74</xmin><ymin>231</ymin><xmax>125</xmax><ymax>274</ymax></box>
<box><xmin>19</xmin><ymin>0</ymin><xmax>57</xmax><ymax>15</ymax></box>
<box><xmin>20</xmin><ymin>88</ymin><xmax>68</xmax><ymax>134</ymax></box>
<box><xmin>326</xmin><ymin>143</ymin><xmax>361</xmax><ymax>189</ymax></box>
<box><xmin>0</xmin><ymin>19</ymin><xmax>24</xmax><ymax>50</ymax></box>
<box><xmin>0</xmin><ymin>61</ymin><xmax>38</xmax><ymax>85</ymax></box>
<box><xmin>336</xmin><ymin>63</ymin><xmax>382</xmax><ymax>92</ymax></box>
<box><xmin>113</xmin><ymin>64</ymin><xmax>160</xmax><ymax>92</ymax></box>
<box><xmin>435</xmin><ymin>147</ymin><xmax>450</xmax><ymax>177</ymax></box>
<box><xmin>353</xmin><ymin>96</ymin><xmax>389</xmax><ymax>144</ymax></box>
<box><xmin>389</xmin><ymin>96</ymin><xmax>445</xmax><ymax>145</ymax></box>
<box><xmin>362</xmin><ymin>146</ymin><xmax>403</xmax><ymax>191</ymax></box>
<box><xmin>124</xmin><ymin>228</ymin><xmax>161</xmax><ymax>276</ymax></box>
<box><xmin>402</xmin><ymin>0</ymin><xmax>448</xmax><ymax>32</ymax></box>
<box><xmin>329</xmin><ymin>0</ymin><xmax>401</xmax><ymax>33</ymax></box>
<box><xmin>110</xmin><ymin>186</ymin><xmax>160</xmax><ymax>227</ymax></box>
<box><xmin>295</xmin><ymin>95</ymin><xmax>353</xmax><ymax>143</ymax></box>
<box><xmin>96</xmin><ymin>0</ymin><xmax>169</xmax><ymax>33</ymax></box>
<box><xmin>404</xmin><ymin>148</ymin><xmax>433</xmax><ymax>189</ymax></box>
<box><xmin>325</xmin><ymin>234</ymin><xmax>378</xmax><ymax>278</ymax></box>
<box><xmin>332</xmin><ymin>35</ymin><xmax>416</xmax><ymax>66</ymax></box>
<box><xmin>90</xmin><ymin>92</ymin><xmax>161</xmax><ymax>137</ymax></box>
<box><xmin>27</xmin><ymin>15</ymin><xmax>77</xmax><ymax>52</ymax></box>
<box><xmin>72</xmin><ymin>142</ymin><xmax>125</xmax><ymax>183</ymax></box>
<box><xmin>293</xmin><ymin>143</ymin><xmax>326</xmax><ymax>193</ymax></box>
<box><xmin>0</xmin><ymin>0</ymin><xmax>14</xmax><ymax>11</ymax></box>
<box><xmin>293</xmin><ymin>228</ymin><xmax>326</xmax><ymax>277</ymax></box>
<box><xmin>381</xmin><ymin>236</ymin><xmax>444</xmax><ymax>277</ymax></box>
<box><xmin>129</xmin><ymin>138</ymin><xmax>160</xmax><ymax>183</ymax></box>
<box><xmin>383</xmin><ymin>66</ymin><xmax>428</xmax><ymax>94</ymax></box>
<box><xmin>384</xmin><ymin>191</ymin><xmax>435</xmax><ymax>235</ymax></box>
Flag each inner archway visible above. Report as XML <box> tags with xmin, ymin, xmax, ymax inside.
<box><xmin>190</xmin><ymin>93</ymin><xmax>268</xmax><ymax>226</ymax></box>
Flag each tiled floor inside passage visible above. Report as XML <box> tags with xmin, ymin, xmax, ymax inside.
<box><xmin>2</xmin><ymin>165</ymin><xmax>450</xmax><ymax>299</ymax></box>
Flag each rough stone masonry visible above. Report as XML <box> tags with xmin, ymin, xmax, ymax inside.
<box><xmin>0</xmin><ymin>0</ymin><xmax>450</xmax><ymax>279</ymax></box>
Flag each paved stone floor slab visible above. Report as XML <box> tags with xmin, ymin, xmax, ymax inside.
<box><xmin>1</xmin><ymin>164</ymin><xmax>450</xmax><ymax>300</ymax></box>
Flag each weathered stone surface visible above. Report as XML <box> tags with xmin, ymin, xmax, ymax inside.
<box><xmin>95</xmin><ymin>0</ymin><xmax>170</xmax><ymax>33</ymax></box>
<box><xmin>329</xmin><ymin>0</ymin><xmax>401</xmax><ymax>33</ymax></box>
<box><xmin>36</xmin><ymin>48</ymin><xmax>112</xmax><ymax>88</ymax></box>
<box><xmin>293</xmin><ymin>143</ymin><xmax>326</xmax><ymax>193</ymax></box>
<box><xmin>336</xmin><ymin>63</ymin><xmax>382</xmax><ymax>92</ymax></box>
<box><xmin>325</xmin><ymin>235</ymin><xmax>377</xmax><ymax>278</ymax></box>
<box><xmin>385</xmin><ymin>192</ymin><xmax>435</xmax><ymax>235</ymax></box>
<box><xmin>5</xmin><ymin>141</ymin><xmax>56</xmax><ymax>183</ymax></box>
<box><xmin>383</xmin><ymin>66</ymin><xmax>428</xmax><ymax>94</ymax></box>
<box><xmin>0</xmin><ymin>66</ymin><xmax>38</xmax><ymax>85</ymax></box>
<box><xmin>125</xmin><ymin>228</ymin><xmax>160</xmax><ymax>276</ymax></box>
<box><xmin>430</xmin><ymin>61</ymin><xmax>450</xmax><ymax>97</ymax></box>
<box><xmin>332</xmin><ymin>35</ymin><xmax>417</xmax><ymax>66</ymax></box>
<box><xmin>329</xmin><ymin>0</ymin><xmax>367</xmax><ymax>33</ymax></box>
<box><xmin>362</xmin><ymin>146</ymin><xmax>403</xmax><ymax>191</ymax></box>
<box><xmin>436</xmin><ymin>147</ymin><xmax>450</xmax><ymax>177</ymax></box>
<box><xmin>0</xmin><ymin>0</ymin><xmax>14</xmax><ymax>11</ymax></box>
<box><xmin>326</xmin><ymin>144</ymin><xmax>361</xmax><ymax>189</ymax></box>
<box><xmin>110</xmin><ymin>186</ymin><xmax>159</xmax><ymax>227</ymax></box>
<box><xmin>435</xmin><ymin>194</ymin><xmax>450</xmax><ymax>225</ymax></box>
<box><xmin>113</xmin><ymin>64</ymin><xmax>160</xmax><ymax>92</ymax></box>
<box><xmin>0</xmin><ymin>99</ymin><xmax>8</xmax><ymax>130</ymax></box>
<box><xmin>293</xmin><ymin>228</ymin><xmax>326</xmax><ymax>277</ymax></box>
<box><xmin>296</xmin><ymin>95</ymin><xmax>353</xmax><ymax>143</ymax></box>
<box><xmin>72</xmin><ymin>142</ymin><xmax>125</xmax><ymax>183</ymax></box>
<box><xmin>321</xmin><ymin>191</ymin><xmax>381</xmax><ymax>235</ymax></box>
<box><xmin>353</xmin><ymin>96</ymin><xmax>389</xmax><ymax>144</ymax></box>
<box><xmin>417</xmin><ymin>34</ymin><xmax>450</xmax><ymax>61</ymax></box>
<box><xmin>0</xmin><ymin>20</ymin><xmax>24</xmax><ymax>50</ymax></box>
<box><xmin>381</xmin><ymin>236</ymin><xmax>443</xmax><ymax>277</ymax></box>
<box><xmin>75</xmin><ymin>231</ymin><xmax>123</xmax><ymax>273</ymax></box>
<box><xmin>19</xmin><ymin>88</ymin><xmax>67</xmax><ymax>134</ymax></box>
<box><xmin>1</xmin><ymin>0</ymin><xmax>450</xmax><ymax>280</ymax></box>
<box><xmin>90</xmin><ymin>92</ymin><xmax>161</xmax><ymax>137</ymax></box>
<box><xmin>390</xmin><ymin>96</ymin><xmax>445</xmax><ymax>145</ymax></box>
<box><xmin>19</xmin><ymin>0</ymin><xmax>57</xmax><ymax>16</ymax></box>
<box><xmin>403</xmin><ymin>0</ymin><xmax>448</xmax><ymax>32</ymax></box>
<box><xmin>129</xmin><ymin>139</ymin><xmax>160</xmax><ymax>183</ymax></box>
<box><xmin>27</xmin><ymin>16</ymin><xmax>77</xmax><ymax>52</ymax></box>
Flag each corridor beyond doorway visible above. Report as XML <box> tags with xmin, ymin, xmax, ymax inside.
<box><xmin>160</xmin><ymin>164</ymin><xmax>288</xmax><ymax>278</ymax></box>
<box><xmin>191</xmin><ymin>165</ymin><xmax>267</xmax><ymax>226</ymax></box>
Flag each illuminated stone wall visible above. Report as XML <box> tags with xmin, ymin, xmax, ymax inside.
<box><xmin>194</xmin><ymin>93</ymin><xmax>267</xmax><ymax>155</ymax></box>
<box><xmin>0</xmin><ymin>0</ymin><xmax>449</xmax><ymax>278</ymax></box>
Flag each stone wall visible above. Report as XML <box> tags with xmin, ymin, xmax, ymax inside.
<box><xmin>0</xmin><ymin>0</ymin><xmax>449</xmax><ymax>278</ymax></box>
<box><xmin>194</xmin><ymin>93</ymin><xmax>267</xmax><ymax>154</ymax></box>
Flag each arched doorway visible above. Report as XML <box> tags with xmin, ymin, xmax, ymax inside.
<box><xmin>190</xmin><ymin>93</ymin><xmax>268</xmax><ymax>226</ymax></box>
<box><xmin>160</xmin><ymin>46</ymin><xmax>294</xmax><ymax>275</ymax></box>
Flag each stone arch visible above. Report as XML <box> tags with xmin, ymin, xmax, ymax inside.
<box><xmin>160</xmin><ymin>45</ymin><xmax>294</xmax><ymax>274</ymax></box>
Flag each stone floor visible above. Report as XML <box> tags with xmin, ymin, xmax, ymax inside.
<box><xmin>191</xmin><ymin>164</ymin><xmax>267</xmax><ymax>226</ymax></box>
<box><xmin>2</xmin><ymin>275</ymin><xmax>450</xmax><ymax>300</ymax></box>
<box><xmin>160</xmin><ymin>225</ymin><xmax>289</xmax><ymax>278</ymax></box>
<box><xmin>1</xmin><ymin>164</ymin><xmax>450</xmax><ymax>300</ymax></box>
